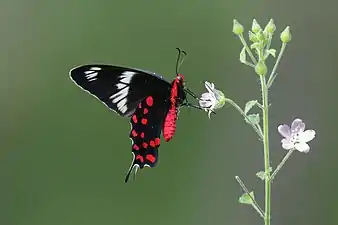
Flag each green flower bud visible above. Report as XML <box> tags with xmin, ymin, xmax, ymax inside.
<box><xmin>280</xmin><ymin>26</ymin><xmax>292</xmax><ymax>43</ymax></box>
<box><xmin>248</xmin><ymin>31</ymin><xmax>258</xmax><ymax>42</ymax></box>
<box><xmin>255</xmin><ymin>60</ymin><xmax>267</xmax><ymax>76</ymax></box>
<box><xmin>233</xmin><ymin>19</ymin><xmax>244</xmax><ymax>35</ymax></box>
<box><xmin>256</xmin><ymin>30</ymin><xmax>266</xmax><ymax>42</ymax></box>
<box><xmin>264</xmin><ymin>19</ymin><xmax>276</xmax><ymax>34</ymax></box>
<box><xmin>252</xmin><ymin>19</ymin><xmax>261</xmax><ymax>33</ymax></box>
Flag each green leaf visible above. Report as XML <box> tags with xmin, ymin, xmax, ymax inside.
<box><xmin>239</xmin><ymin>47</ymin><xmax>246</xmax><ymax>64</ymax></box>
<box><xmin>266</xmin><ymin>49</ymin><xmax>276</xmax><ymax>58</ymax></box>
<box><xmin>244</xmin><ymin>100</ymin><xmax>257</xmax><ymax>114</ymax></box>
<box><xmin>239</xmin><ymin>191</ymin><xmax>255</xmax><ymax>205</ymax></box>
<box><xmin>250</xmin><ymin>42</ymin><xmax>260</xmax><ymax>49</ymax></box>
<box><xmin>245</xmin><ymin>114</ymin><xmax>260</xmax><ymax>125</ymax></box>
<box><xmin>256</xmin><ymin>167</ymin><xmax>273</xmax><ymax>180</ymax></box>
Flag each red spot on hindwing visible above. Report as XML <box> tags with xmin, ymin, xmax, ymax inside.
<box><xmin>132</xmin><ymin>115</ymin><xmax>138</xmax><ymax>123</ymax></box>
<box><xmin>136</xmin><ymin>155</ymin><xmax>144</xmax><ymax>163</ymax></box>
<box><xmin>146</xmin><ymin>154</ymin><xmax>156</xmax><ymax>163</ymax></box>
<box><xmin>143</xmin><ymin>108</ymin><xmax>148</xmax><ymax>114</ymax></box>
<box><xmin>146</xmin><ymin>96</ymin><xmax>153</xmax><ymax>107</ymax></box>
<box><xmin>138</xmin><ymin>103</ymin><xmax>142</xmax><ymax>108</ymax></box>
<box><xmin>141</xmin><ymin>118</ymin><xmax>148</xmax><ymax>125</ymax></box>
<box><xmin>131</xmin><ymin>130</ymin><xmax>138</xmax><ymax>137</ymax></box>
<box><xmin>133</xmin><ymin>144</ymin><xmax>140</xmax><ymax>150</ymax></box>
<box><xmin>142</xmin><ymin>142</ymin><xmax>148</xmax><ymax>148</ymax></box>
<box><xmin>140</xmin><ymin>132</ymin><xmax>145</xmax><ymax>138</ymax></box>
<box><xmin>150</xmin><ymin>140</ymin><xmax>155</xmax><ymax>147</ymax></box>
<box><xmin>155</xmin><ymin>138</ymin><xmax>160</xmax><ymax>146</ymax></box>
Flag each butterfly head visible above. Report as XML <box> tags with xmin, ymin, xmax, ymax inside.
<box><xmin>176</xmin><ymin>73</ymin><xmax>185</xmax><ymax>84</ymax></box>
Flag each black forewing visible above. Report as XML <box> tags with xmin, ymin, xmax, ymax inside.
<box><xmin>125</xmin><ymin>93</ymin><xmax>170</xmax><ymax>182</ymax></box>
<box><xmin>69</xmin><ymin>64</ymin><xmax>171</xmax><ymax>117</ymax></box>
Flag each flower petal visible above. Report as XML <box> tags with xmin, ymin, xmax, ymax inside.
<box><xmin>291</xmin><ymin>118</ymin><xmax>305</xmax><ymax>133</ymax></box>
<box><xmin>299</xmin><ymin>130</ymin><xmax>316</xmax><ymax>143</ymax></box>
<box><xmin>295</xmin><ymin>142</ymin><xmax>310</xmax><ymax>153</ymax></box>
<box><xmin>281</xmin><ymin>138</ymin><xmax>294</xmax><ymax>150</ymax></box>
<box><xmin>200</xmin><ymin>93</ymin><xmax>213</xmax><ymax>100</ymax></box>
<box><xmin>278</xmin><ymin>124</ymin><xmax>291</xmax><ymax>138</ymax></box>
<box><xmin>204</xmin><ymin>81</ymin><xmax>215</xmax><ymax>93</ymax></box>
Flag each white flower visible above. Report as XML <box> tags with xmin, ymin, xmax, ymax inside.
<box><xmin>278</xmin><ymin>118</ymin><xmax>316</xmax><ymax>153</ymax></box>
<box><xmin>198</xmin><ymin>81</ymin><xmax>226</xmax><ymax>119</ymax></box>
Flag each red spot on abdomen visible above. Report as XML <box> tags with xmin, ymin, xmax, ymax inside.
<box><xmin>163</xmin><ymin>107</ymin><xmax>178</xmax><ymax>142</ymax></box>
<box><xmin>146</xmin><ymin>96</ymin><xmax>153</xmax><ymax>107</ymax></box>
<box><xmin>146</xmin><ymin>154</ymin><xmax>156</xmax><ymax>163</ymax></box>
<box><xmin>136</xmin><ymin>155</ymin><xmax>144</xmax><ymax>163</ymax></box>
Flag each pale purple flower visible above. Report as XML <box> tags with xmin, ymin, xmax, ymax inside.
<box><xmin>278</xmin><ymin>118</ymin><xmax>316</xmax><ymax>153</ymax></box>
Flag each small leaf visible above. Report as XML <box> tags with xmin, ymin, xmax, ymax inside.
<box><xmin>239</xmin><ymin>47</ymin><xmax>246</xmax><ymax>64</ymax></box>
<box><xmin>244</xmin><ymin>100</ymin><xmax>257</xmax><ymax>114</ymax></box>
<box><xmin>245</xmin><ymin>114</ymin><xmax>260</xmax><ymax>125</ymax></box>
<box><xmin>256</xmin><ymin>167</ymin><xmax>273</xmax><ymax>180</ymax></box>
<box><xmin>266</xmin><ymin>49</ymin><xmax>276</xmax><ymax>58</ymax></box>
<box><xmin>250</xmin><ymin>43</ymin><xmax>260</xmax><ymax>49</ymax></box>
<box><xmin>239</xmin><ymin>191</ymin><xmax>255</xmax><ymax>205</ymax></box>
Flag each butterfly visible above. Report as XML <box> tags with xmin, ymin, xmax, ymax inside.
<box><xmin>69</xmin><ymin>48</ymin><xmax>204</xmax><ymax>182</ymax></box>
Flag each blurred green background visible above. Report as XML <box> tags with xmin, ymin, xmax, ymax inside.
<box><xmin>0</xmin><ymin>0</ymin><xmax>335</xmax><ymax>224</ymax></box>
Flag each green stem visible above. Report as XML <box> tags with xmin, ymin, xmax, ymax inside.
<box><xmin>225</xmin><ymin>98</ymin><xmax>263</xmax><ymax>139</ymax></box>
<box><xmin>267</xmin><ymin>42</ymin><xmax>287</xmax><ymax>88</ymax></box>
<box><xmin>264</xmin><ymin>34</ymin><xmax>272</xmax><ymax>60</ymax></box>
<box><xmin>239</xmin><ymin>34</ymin><xmax>258</xmax><ymax>64</ymax></box>
<box><xmin>271</xmin><ymin>149</ymin><xmax>294</xmax><ymax>181</ymax></box>
<box><xmin>260</xmin><ymin>76</ymin><xmax>271</xmax><ymax>225</ymax></box>
<box><xmin>235</xmin><ymin>176</ymin><xmax>265</xmax><ymax>218</ymax></box>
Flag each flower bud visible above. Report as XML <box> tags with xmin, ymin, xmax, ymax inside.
<box><xmin>280</xmin><ymin>26</ymin><xmax>292</xmax><ymax>43</ymax></box>
<box><xmin>255</xmin><ymin>60</ymin><xmax>267</xmax><ymax>76</ymax></box>
<box><xmin>251</xmin><ymin>19</ymin><xmax>261</xmax><ymax>33</ymax></box>
<box><xmin>265</xmin><ymin>19</ymin><xmax>276</xmax><ymax>34</ymax></box>
<box><xmin>248</xmin><ymin>31</ymin><xmax>258</xmax><ymax>42</ymax></box>
<box><xmin>232</xmin><ymin>19</ymin><xmax>244</xmax><ymax>35</ymax></box>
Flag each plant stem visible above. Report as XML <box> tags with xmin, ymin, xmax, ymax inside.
<box><xmin>239</xmin><ymin>34</ymin><xmax>258</xmax><ymax>64</ymax></box>
<box><xmin>235</xmin><ymin>176</ymin><xmax>265</xmax><ymax>218</ymax></box>
<box><xmin>225</xmin><ymin>98</ymin><xmax>263</xmax><ymax>139</ymax></box>
<box><xmin>267</xmin><ymin>42</ymin><xmax>287</xmax><ymax>88</ymax></box>
<box><xmin>260</xmin><ymin>76</ymin><xmax>271</xmax><ymax>225</ymax></box>
<box><xmin>271</xmin><ymin>149</ymin><xmax>294</xmax><ymax>181</ymax></box>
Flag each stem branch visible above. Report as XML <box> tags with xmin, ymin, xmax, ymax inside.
<box><xmin>235</xmin><ymin>176</ymin><xmax>265</xmax><ymax>218</ymax></box>
<box><xmin>239</xmin><ymin>34</ymin><xmax>258</xmax><ymax>64</ymax></box>
<box><xmin>225</xmin><ymin>98</ymin><xmax>263</xmax><ymax>139</ymax></box>
<box><xmin>267</xmin><ymin>42</ymin><xmax>287</xmax><ymax>88</ymax></box>
<box><xmin>271</xmin><ymin>149</ymin><xmax>295</xmax><ymax>180</ymax></box>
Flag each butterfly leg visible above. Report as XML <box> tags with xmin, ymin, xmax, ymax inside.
<box><xmin>182</xmin><ymin>102</ymin><xmax>216</xmax><ymax>115</ymax></box>
<box><xmin>184</xmin><ymin>87</ymin><xmax>199</xmax><ymax>100</ymax></box>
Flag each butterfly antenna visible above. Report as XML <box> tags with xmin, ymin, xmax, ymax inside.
<box><xmin>175</xmin><ymin>47</ymin><xmax>187</xmax><ymax>75</ymax></box>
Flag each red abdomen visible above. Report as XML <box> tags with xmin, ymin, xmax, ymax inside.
<box><xmin>163</xmin><ymin>107</ymin><xmax>178</xmax><ymax>142</ymax></box>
